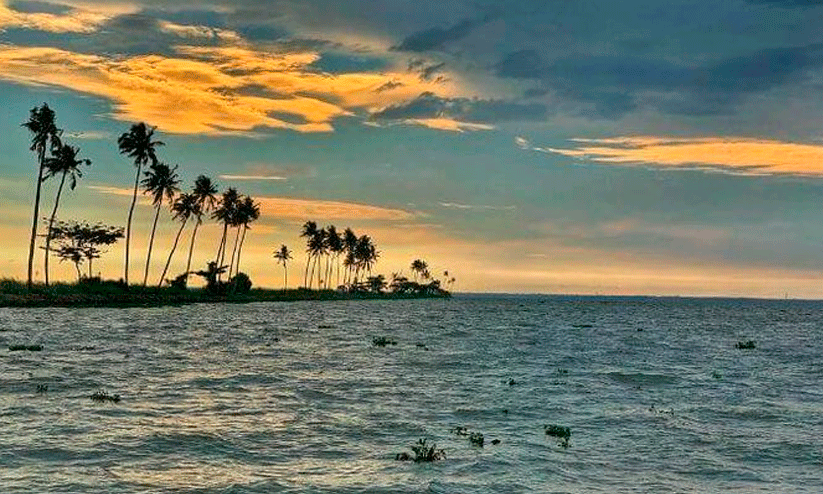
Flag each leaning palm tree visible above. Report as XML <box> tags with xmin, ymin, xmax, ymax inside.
<box><xmin>140</xmin><ymin>162</ymin><xmax>180</xmax><ymax>286</ymax></box>
<box><xmin>342</xmin><ymin>227</ymin><xmax>358</xmax><ymax>285</ymax></box>
<box><xmin>212</xmin><ymin>187</ymin><xmax>239</xmax><ymax>280</ymax></box>
<box><xmin>232</xmin><ymin>196</ymin><xmax>260</xmax><ymax>277</ymax></box>
<box><xmin>22</xmin><ymin>103</ymin><xmax>62</xmax><ymax>288</ymax></box>
<box><xmin>118</xmin><ymin>123</ymin><xmax>163</xmax><ymax>285</ymax></box>
<box><xmin>273</xmin><ymin>244</ymin><xmax>292</xmax><ymax>289</ymax></box>
<box><xmin>410</xmin><ymin>259</ymin><xmax>428</xmax><ymax>282</ymax></box>
<box><xmin>184</xmin><ymin>175</ymin><xmax>218</xmax><ymax>284</ymax></box>
<box><xmin>300</xmin><ymin>221</ymin><xmax>318</xmax><ymax>288</ymax></box>
<box><xmin>158</xmin><ymin>192</ymin><xmax>198</xmax><ymax>287</ymax></box>
<box><xmin>324</xmin><ymin>225</ymin><xmax>343</xmax><ymax>289</ymax></box>
<box><xmin>42</xmin><ymin>143</ymin><xmax>90</xmax><ymax>285</ymax></box>
<box><xmin>309</xmin><ymin>227</ymin><xmax>327</xmax><ymax>289</ymax></box>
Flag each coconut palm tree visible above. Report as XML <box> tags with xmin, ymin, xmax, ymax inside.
<box><xmin>42</xmin><ymin>143</ymin><xmax>90</xmax><ymax>285</ymax></box>
<box><xmin>324</xmin><ymin>225</ymin><xmax>343</xmax><ymax>289</ymax></box>
<box><xmin>410</xmin><ymin>259</ymin><xmax>427</xmax><ymax>282</ymax></box>
<box><xmin>308</xmin><ymin>227</ymin><xmax>327</xmax><ymax>289</ymax></box>
<box><xmin>300</xmin><ymin>221</ymin><xmax>318</xmax><ymax>288</ymax></box>
<box><xmin>231</xmin><ymin>195</ymin><xmax>260</xmax><ymax>277</ymax></box>
<box><xmin>22</xmin><ymin>103</ymin><xmax>62</xmax><ymax>288</ymax></box>
<box><xmin>273</xmin><ymin>244</ymin><xmax>292</xmax><ymax>289</ymax></box>
<box><xmin>342</xmin><ymin>227</ymin><xmax>357</xmax><ymax>285</ymax></box>
<box><xmin>158</xmin><ymin>192</ymin><xmax>198</xmax><ymax>287</ymax></box>
<box><xmin>354</xmin><ymin>235</ymin><xmax>378</xmax><ymax>282</ymax></box>
<box><xmin>140</xmin><ymin>162</ymin><xmax>180</xmax><ymax>286</ymax></box>
<box><xmin>184</xmin><ymin>175</ymin><xmax>218</xmax><ymax>285</ymax></box>
<box><xmin>212</xmin><ymin>187</ymin><xmax>239</xmax><ymax>279</ymax></box>
<box><xmin>118</xmin><ymin>123</ymin><xmax>163</xmax><ymax>286</ymax></box>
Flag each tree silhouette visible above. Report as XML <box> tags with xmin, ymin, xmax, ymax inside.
<box><xmin>324</xmin><ymin>225</ymin><xmax>343</xmax><ymax>289</ymax></box>
<box><xmin>273</xmin><ymin>244</ymin><xmax>292</xmax><ymax>289</ymax></box>
<box><xmin>158</xmin><ymin>192</ymin><xmax>198</xmax><ymax>287</ymax></box>
<box><xmin>184</xmin><ymin>175</ymin><xmax>218</xmax><ymax>286</ymax></box>
<box><xmin>118</xmin><ymin>123</ymin><xmax>163</xmax><ymax>285</ymax></box>
<box><xmin>212</xmin><ymin>188</ymin><xmax>239</xmax><ymax>281</ymax></box>
<box><xmin>23</xmin><ymin>103</ymin><xmax>62</xmax><ymax>288</ymax></box>
<box><xmin>300</xmin><ymin>221</ymin><xmax>318</xmax><ymax>288</ymax></box>
<box><xmin>342</xmin><ymin>227</ymin><xmax>357</xmax><ymax>285</ymax></box>
<box><xmin>410</xmin><ymin>259</ymin><xmax>428</xmax><ymax>282</ymax></box>
<box><xmin>140</xmin><ymin>162</ymin><xmax>180</xmax><ymax>286</ymax></box>
<box><xmin>231</xmin><ymin>195</ymin><xmax>260</xmax><ymax>278</ymax></box>
<box><xmin>50</xmin><ymin>220</ymin><xmax>123</xmax><ymax>281</ymax></box>
<box><xmin>308</xmin><ymin>227</ymin><xmax>327</xmax><ymax>289</ymax></box>
<box><xmin>42</xmin><ymin>143</ymin><xmax>90</xmax><ymax>285</ymax></box>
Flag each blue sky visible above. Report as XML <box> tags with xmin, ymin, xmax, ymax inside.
<box><xmin>2</xmin><ymin>0</ymin><xmax>823</xmax><ymax>296</ymax></box>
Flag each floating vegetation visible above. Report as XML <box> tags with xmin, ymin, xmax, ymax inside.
<box><xmin>8</xmin><ymin>344</ymin><xmax>42</xmax><ymax>352</ymax></box>
<box><xmin>372</xmin><ymin>336</ymin><xmax>397</xmax><ymax>347</ymax></box>
<box><xmin>490</xmin><ymin>439</ymin><xmax>501</xmax><ymax>445</ymax></box>
<box><xmin>572</xmin><ymin>324</ymin><xmax>593</xmax><ymax>328</ymax></box>
<box><xmin>36</xmin><ymin>384</ymin><xmax>48</xmax><ymax>393</ymax></box>
<box><xmin>395</xmin><ymin>439</ymin><xmax>445</xmax><ymax>462</ymax></box>
<box><xmin>711</xmin><ymin>371</ymin><xmax>722</xmax><ymax>379</ymax></box>
<box><xmin>545</xmin><ymin>424</ymin><xmax>571</xmax><ymax>448</ymax></box>
<box><xmin>91</xmin><ymin>391</ymin><xmax>121</xmax><ymax>403</ymax></box>
<box><xmin>415</xmin><ymin>343</ymin><xmax>430</xmax><ymax>351</ymax></box>
<box><xmin>317</xmin><ymin>324</ymin><xmax>335</xmax><ymax>329</ymax></box>
<box><xmin>736</xmin><ymin>340</ymin><xmax>756</xmax><ymax>349</ymax></box>
<box><xmin>556</xmin><ymin>368</ymin><xmax>569</xmax><ymax>375</ymax></box>
<box><xmin>450</xmin><ymin>426</ymin><xmax>469</xmax><ymax>436</ymax></box>
<box><xmin>469</xmin><ymin>432</ymin><xmax>484</xmax><ymax>448</ymax></box>
<box><xmin>508</xmin><ymin>378</ymin><xmax>517</xmax><ymax>386</ymax></box>
<box><xmin>502</xmin><ymin>409</ymin><xmax>508</xmax><ymax>414</ymax></box>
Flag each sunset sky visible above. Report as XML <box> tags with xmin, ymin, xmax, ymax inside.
<box><xmin>2</xmin><ymin>0</ymin><xmax>823</xmax><ymax>297</ymax></box>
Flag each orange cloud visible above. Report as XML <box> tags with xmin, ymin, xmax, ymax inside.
<box><xmin>0</xmin><ymin>2</ymin><xmax>120</xmax><ymax>33</ymax></box>
<box><xmin>0</xmin><ymin>42</ymin><xmax>468</xmax><ymax>135</ymax></box>
<box><xmin>530</xmin><ymin>136</ymin><xmax>823</xmax><ymax>176</ymax></box>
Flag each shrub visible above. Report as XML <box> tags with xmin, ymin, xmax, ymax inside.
<box><xmin>229</xmin><ymin>273</ymin><xmax>252</xmax><ymax>294</ymax></box>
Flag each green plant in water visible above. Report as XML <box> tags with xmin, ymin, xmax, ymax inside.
<box><xmin>736</xmin><ymin>340</ymin><xmax>756</xmax><ymax>349</ymax></box>
<box><xmin>91</xmin><ymin>390</ymin><xmax>121</xmax><ymax>403</ymax></box>
<box><xmin>396</xmin><ymin>439</ymin><xmax>446</xmax><ymax>462</ymax></box>
<box><xmin>469</xmin><ymin>432</ymin><xmax>484</xmax><ymax>448</ymax></box>
<box><xmin>9</xmin><ymin>344</ymin><xmax>42</xmax><ymax>351</ymax></box>
<box><xmin>372</xmin><ymin>336</ymin><xmax>397</xmax><ymax>347</ymax></box>
<box><xmin>545</xmin><ymin>424</ymin><xmax>571</xmax><ymax>448</ymax></box>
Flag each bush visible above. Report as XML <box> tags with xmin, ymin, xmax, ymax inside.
<box><xmin>230</xmin><ymin>273</ymin><xmax>252</xmax><ymax>294</ymax></box>
<box><xmin>395</xmin><ymin>439</ymin><xmax>445</xmax><ymax>462</ymax></box>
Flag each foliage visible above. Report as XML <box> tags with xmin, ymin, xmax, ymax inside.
<box><xmin>49</xmin><ymin>220</ymin><xmax>124</xmax><ymax>280</ymax></box>
<box><xmin>545</xmin><ymin>424</ymin><xmax>571</xmax><ymax>448</ymax></box>
<box><xmin>91</xmin><ymin>390</ymin><xmax>121</xmax><ymax>403</ymax></box>
<box><xmin>230</xmin><ymin>272</ymin><xmax>252</xmax><ymax>294</ymax></box>
<box><xmin>469</xmin><ymin>432</ymin><xmax>485</xmax><ymax>447</ymax></box>
<box><xmin>396</xmin><ymin>439</ymin><xmax>446</xmax><ymax>462</ymax></box>
<box><xmin>9</xmin><ymin>344</ymin><xmax>43</xmax><ymax>351</ymax></box>
<box><xmin>372</xmin><ymin>336</ymin><xmax>397</xmax><ymax>347</ymax></box>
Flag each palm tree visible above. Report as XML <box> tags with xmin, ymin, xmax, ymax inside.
<box><xmin>184</xmin><ymin>175</ymin><xmax>218</xmax><ymax>285</ymax></box>
<box><xmin>273</xmin><ymin>244</ymin><xmax>292</xmax><ymax>289</ymax></box>
<box><xmin>231</xmin><ymin>196</ymin><xmax>260</xmax><ymax>277</ymax></box>
<box><xmin>212</xmin><ymin>188</ymin><xmax>239</xmax><ymax>279</ymax></box>
<box><xmin>308</xmin><ymin>227</ymin><xmax>327</xmax><ymax>289</ymax></box>
<box><xmin>140</xmin><ymin>162</ymin><xmax>180</xmax><ymax>286</ymax></box>
<box><xmin>42</xmin><ymin>143</ymin><xmax>90</xmax><ymax>285</ymax></box>
<box><xmin>118</xmin><ymin>123</ymin><xmax>163</xmax><ymax>286</ymax></box>
<box><xmin>300</xmin><ymin>221</ymin><xmax>318</xmax><ymax>288</ymax></box>
<box><xmin>22</xmin><ymin>103</ymin><xmax>62</xmax><ymax>288</ymax></box>
<box><xmin>158</xmin><ymin>192</ymin><xmax>198</xmax><ymax>287</ymax></box>
<box><xmin>342</xmin><ymin>227</ymin><xmax>357</xmax><ymax>285</ymax></box>
<box><xmin>410</xmin><ymin>259</ymin><xmax>428</xmax><ymax>282</ymax></box>
<box><xmin>324</xmin><ymin>225</ymin><xmax>343</xmax><ymax>289</ymax></box>
<box><xmin>354</xmin><ymin>235</ymin><xmax>378</xmax><ymax>283</ymax></box>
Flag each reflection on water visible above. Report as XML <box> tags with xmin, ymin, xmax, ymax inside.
<box><xmin>1</xmin><ymin>297</ymin><xmax>822</xmax><ymax>493</ymax></box>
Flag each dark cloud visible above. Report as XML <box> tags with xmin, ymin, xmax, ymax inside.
<box><xmin>371</xmin><ymin>92</ymin><xmax>548</xmax><ymax>124</ymax></box>
<box><xmin>393</xmin><ymin>14</ymin><xmax>493</xmax><ymax>52</ymax></box>
<box><xmin>7</xmin><ymin>1</ymin><xmax>72</xmax><ymax>14</ymax></box>
<box><xmin>495</xmin><ymin>43</ymin><xmax>823</xmax><ymax>118</ymax></box>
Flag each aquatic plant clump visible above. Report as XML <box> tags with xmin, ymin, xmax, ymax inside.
<box><xmin>469</xmin><ymin>432</ymin><xmax>485</xmax><ymax>447</ymax></box>
<box><xmin>736</xmin><ymin>340</ymin><xmax>756</xmax><ymax>349</ymax></box>
<box><xmin>91</xmin><ymin>391</ymin><xmax>121</xmax><ymax>403</ymax></box>
<box><xmin>372</xmin><ymin>336</ymin><xmax>397</xmax><ymax>347</ymax></box>
<box><xmin>9</xmin><ymin>344</ymin><xmax>43</xmax><ymax>351</ymax></box>
<box><xmin>545</xmin><ymin>424</ymin><xmax>571</xmax><ymax>448</ymax></box>
<box><xmin>395</xmin><ymin>439</ymin><xmax>446</xmax><ymax>462</ymax></box>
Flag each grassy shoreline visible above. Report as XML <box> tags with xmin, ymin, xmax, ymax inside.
<box><xmin>0</xmin><ymin>280</ymin><xmax>450</xmax><ymax>308</ymax></box>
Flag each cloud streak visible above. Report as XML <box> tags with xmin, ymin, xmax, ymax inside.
<box><xmin>527</xmin><ymin>136</ymin><xmax>823</xmax><ymax>176</ymax></box>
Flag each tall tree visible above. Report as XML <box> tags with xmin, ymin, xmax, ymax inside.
<box><xmin>309</xmin><ymin>227</ymin><xmax>327</xmax><ymax>289</ymax></box>
<box><xmin>411</xmin><ymin>259</ymin><xmax>428</xmax><ymax>282</ymax></box>
<box><xmin>140</xmin><ymin>162</ymin><xmax>180</xmax><ymax>286</ymax></box>
<box><xmin>184</xmin><ymin>175</ymin><xmax>218</xmax><ymax>285</ymax></box>
<box><xmin>232</xmin><ymin>196</ymin><xmax>260</xmax><ymax>277</ymax></box>
<box><xmin>273</xmin><ymin>244</ymin><xmax>292</xmax><ymax>289</ymax></box>
<box><xmin>212</xmin><ymin>187</ymin><xmax>239</xmax><ymax>280</ymax></box>
<box><xmin>158</xmin><ymin>192</ymin><xmax>198</xmax><ymax>287</ymax></box>
<box><xmin>42</xmin><ymin>143</ymin><xmax>90</xmax><ymax>285</ymax></box>
<box><xmin>342</xmin><ymin>227</ymin><xmax>358</xmax><ymax>285</ymax></box>
<box><xmin>118</xmin><ymin>123</ymin><xmax>163</xmax><ymax>285</ymax></box>
<box><xmin>300</xmin><ymin>221</ymin><xmax>318</xmax><ymax>288</ymax></box>
<box><xmin>22</xmin><ymin>103</ymin><xmax>62</xmax><ymax>288</ymax></box>
<box><xmin>324</xmin><ymin>225</ymin><xmax>343</xmax><ymax>289</ymax></box>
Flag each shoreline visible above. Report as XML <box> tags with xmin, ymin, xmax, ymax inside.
<box><xmin>0</xmin><ymin>286</ymin><xmax>451</xmax><ymax>309</ymax></box>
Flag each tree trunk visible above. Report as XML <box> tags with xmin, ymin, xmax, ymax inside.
<box><xmin>215</xmin><ymin>223</ymin><xmax>228</xmax><ymax>282</ymax></box>
<box><xmin>308</xmin><ymin>254</ymin><xmax>316</xmax><ymax>289</ymax></box>
<box><xmin>284</xmin><ymin>264</ymin><xmax>288</xmax><ymax>289</ymax></box>
<box><xmin>143</xmin><ymin>203</ymin><xmax>161</xmax><ymax>286</ymax></box>
<box><xmin>158</xmin><ymin>218</ymin><xmax>188</xmax><ymax>288</ymax></box>
<box><xmin>235</xmin><ymin>227</ymin><xmax>248</xmax><ymax>276</ymax></box>
<box><xmin>27</xmin><ymin>146</ymin><xmax>46</xmax><ymax>288</ymax></box>
<box><xmin>184</xmin><ymin>218</ymin><xmax>201</xmax><ymax>287</ymax></box>
<box><xmin>124</xmin><ymin>162</ymin><xmax>142</xmax><ymax>286</ymax></box>
<box><xmin>44</xmin><ymin>170</ymin><xmax>67</xmax><ymax>286</ymax></box>
<box><xmin>74</xmin><ymin>260</ymin><xmax>81</xmax><ymax>282</ymax></box>
<box><xmin>303</xmin><ymin>254</ymin><xmax>310</xmax><ymax>288</ymax></box>
<box><xmin>227</xmin><ymin>226</ymin><xmax>241</xmax><ymax>279</ymax></box>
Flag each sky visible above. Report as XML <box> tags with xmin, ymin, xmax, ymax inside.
<box><xmin>2</xmin><ymin>0</ymin><xmax>823</xmax><ymax>297</ymax></box>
